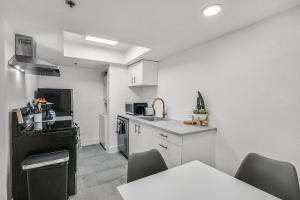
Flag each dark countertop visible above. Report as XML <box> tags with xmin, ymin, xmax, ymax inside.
<box><xmin>17</xmin><ymin>118</ymin><xmax>77</xmax><ymax>136</ymax></box>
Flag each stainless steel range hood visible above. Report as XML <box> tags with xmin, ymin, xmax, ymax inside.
<box><xmin>8</xmin><ymin>34</ymin><xmax>60</xmax><ymax>77</ymax></box>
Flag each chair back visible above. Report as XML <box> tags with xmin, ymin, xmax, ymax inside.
<box><xmin>127</xmin><ymin>149</ymin><xmax>168</xmax><ymax>183</ymax></box>
<box><xmin>235</xmin><ymin>153</ymin><xmax>300</xmax><ymax>200</ymax></box>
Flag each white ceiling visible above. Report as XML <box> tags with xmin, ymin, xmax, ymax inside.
<box><xmin>63</xmin><ymin>31</ymin><xmax>151</xmax><ymax>65</ymax></box>
<box><xmin>68</xmin><ymin>33</ymin><xmax>132</xmax><ymax>51</ymax></box>
<box><xmin>3</xmin><ymin>0</ymin><xmax>300</xmax><ymax>68</ymax></box>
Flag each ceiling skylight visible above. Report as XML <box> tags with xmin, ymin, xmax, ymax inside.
<box><xmin>64</xmin><ymin>31</ymin><xmax>151</xmax><ymax>65</ymax></box>
<box><xmin>85</xmin><ymin>36</ymin><xmax>118</xmax><ymax>45</ymax></box>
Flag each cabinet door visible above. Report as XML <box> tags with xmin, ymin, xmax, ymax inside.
<box><xmin>142</xmin><ymin>60</ymin><xmax>158</xmax><ymax>85</ymax></box>
<box><xmin>128</xmin><ymin>62</ymin><xmax>143</xmax><ymax>86</ymax></box>
<box><xmin>129</xmin><ymin>122</ymin><xmax>139</xmax><ymax>155</ymax></box>
<box><xmin>137</xmin><ymin>124</ymin><xmax>153</xmax><ymax>152</ymax></box>
<box><xmin>152</xmin><ymin>136</ymin><xmax>182</xmax><ymax>166</ymax></box>
<box><xmin>133</xmin><ymin>62</ymin><xmax>143</xmax><ymax>85</ymax></box>
<box><xmin>129</xmin><ymin>121</ymin><xmax>153</xmax><ymax>154</ymax></box>
<box><xmin>128</xmin><ymin>66</ymin><xmax>135</xmax><ymax>86</ymax></box>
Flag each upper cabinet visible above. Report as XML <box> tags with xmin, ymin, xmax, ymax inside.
<box><xmin>128</xmin><ymin>60</ymin><xmax>158</xmax><ymax>87</ymax></box>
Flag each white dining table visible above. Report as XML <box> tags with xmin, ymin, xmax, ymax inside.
<box><xmin>117</xmin><ymin>160</ymin><xmax>279</xmax><ymax>200</ymax></box>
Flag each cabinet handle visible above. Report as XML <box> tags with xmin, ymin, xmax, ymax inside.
<box><xmin>138</xmin><ymin>125</ymin><xmax>141</xmax><ymax>134</ymax></box>
<box><xmin>135</xmin><ymin>124</ymin><xmax>137</xmax><ymax>133</ymax></box>
<box><xmin>159</xmin><ymin>133</ymin><xmax>168</xmax><ymax>138</ymax></box>
<box><xmin>159</xmin><ymin>144</ymin><xmax>168</xmax><ymax>149</ymax></box>
<box><xmin>134</xmin><ymin>76</ymin><xmax>136</xmax><ymax>83</ymax></box>
<box><xmin>132</xmin><ymin>77</ymin><xmax>134</xmax><ymax>84</ymax></box>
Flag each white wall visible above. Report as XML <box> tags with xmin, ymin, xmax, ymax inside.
<box><xmin>4</xmin><ymin>24</ymin><xmax>38</xmax><ymax>108</ymax></box>
<box><xmin>0</xmin><ymin>22</ymin><xmax>38</xmax><ymax>200</ymax></box>
<box><xmin>0</xmin><ymin>27</ymin><xmax>104</xmax><ymax>198</ymax></box>
<box><xmin>37</xmin><ymin>66</ymin><xmax>105</xmax><ymax>146</ymax></box>
<box><xmin>155</xmin><ymin>6</ymin><xmax>300</xmax><ymax>177</ymax></box>
<box><xmin>64</xmin><ymin>41</ymin><xmax>124</xmax><ymax>64</ymax></box>
<box><xmin>0</xmin><ymin>18</ymin><xmax>7</xmax><ymax>200</ymax></box>
<box><xmin>107</xmin><ymin>64</ymin><xmax>143</xmax><ymax>152</ymax></box>
<box><xmin>107</xmin><ymin>64</ymin><xmax>128</xmax><ymax>152</ymax></box>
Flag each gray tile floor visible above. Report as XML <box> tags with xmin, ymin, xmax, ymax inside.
<box><xmin>70</xmin><ymin>145</ymin><xmax>127</xmax><ymax>200</ymax></box>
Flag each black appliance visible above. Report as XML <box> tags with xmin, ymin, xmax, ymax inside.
<box><xmin>117</xmin><ymin>116</ymin><xmax>129</xmax><ymax>158</ymax></box>
<box><xmin>11</xmin><ymin>111</ymin><xmax>79</xmax><ymax>200</ymax></box>
<box><xmin>35</xmin><ymin>88</ymin><xmax>73</xmax><ymax>117</ymax></box>
<box><xmin>22</xmin><ymin>151</ymin><xmax>69</xmax><ymax>200</ymax></box>
<box><xmin>125</xmin><ymin>102</ymin><xmax>147</xmax><ymax>115</ymax></box>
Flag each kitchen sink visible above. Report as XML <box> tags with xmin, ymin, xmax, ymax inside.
<box><xmin>139</xmin><ymin>116</ymin><xmax>169</xmax><ymax>122</ymax></box>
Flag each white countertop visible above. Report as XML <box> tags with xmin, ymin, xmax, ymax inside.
<box><xmin>118</xmin><ymin>113</ymin><xmax>217</xmax><ymax>135</ymax></box>
<box><xmin>118</xmin><ymin>160</ymin><xmax>279</xmax><ymax>200</ymax></box>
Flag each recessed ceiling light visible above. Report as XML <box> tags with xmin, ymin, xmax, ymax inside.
<box><xmin>85</xmin><ymin>36</ymin><xmax>118</xmax><ymax>45</ymax></box>
<box><xmin>202</xmin><ymin>5</ymin><xmax>222</xmax><ymax>16</ymax></box>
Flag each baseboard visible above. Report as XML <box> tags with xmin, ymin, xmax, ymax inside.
<box><xmin>80</xmin><ymin>139</ymin><xmax>119</xmax><ymax>153</ymax></box>
<box><xmin>99</xmin><ymin>142</ymin><xmax>106</xmax><ymax>150</ymax></box>
<box><xmin>105</xmin><ymin>145</ymin><xmax>119</xmax><ymax>154</ymax></box>
<box><xmin>80</xmin><ymin>138</ymin><xmax>100</xmax><ymax>146</ymax></box>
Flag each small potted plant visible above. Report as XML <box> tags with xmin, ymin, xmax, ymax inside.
<box><xmin>193</xmin><ymin>91</ymin><xmax>208</xmax><ymax>123</ymax></box>
<box><xmin>193</xmin><ymin>108</ymin><xmax>208</xmax><ymax>121</ymax></box>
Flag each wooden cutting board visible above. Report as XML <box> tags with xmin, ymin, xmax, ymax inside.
<box><xmin>183</xmin><ymin>120</ymin><xmax>197</xmax><ymax>125</ymax></box>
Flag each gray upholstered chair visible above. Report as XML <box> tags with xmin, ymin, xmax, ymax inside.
<box><xmin>235</xmin><ymin>153</ymin><xmax>300</xmax><ymax>200</ymax></box>
<box><xmin>127</xmin><ymin>149</ymin><xmax>168</xmax><ymax>183</ymax></box>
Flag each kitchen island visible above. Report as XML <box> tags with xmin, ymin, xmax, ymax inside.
<box><xmin>118</xmin><ymin>114</ymin><xmax>217</xmax><ymax>168</ymax></box>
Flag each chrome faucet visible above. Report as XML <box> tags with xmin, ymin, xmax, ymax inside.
<box><xmin>152</xmin><ymin>98</ymin><xmax>167</xmax><ymax>118</ymax></box>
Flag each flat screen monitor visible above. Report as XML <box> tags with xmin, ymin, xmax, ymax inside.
<box><xmin>35</xmin><ymin>88</ymin><xmax>73</xmax><ymax>116</ymax></box>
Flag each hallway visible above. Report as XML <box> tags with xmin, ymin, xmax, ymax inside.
<box><xmin>71</xmin><ymin>145</ymin><xmax>127</xmax><ymax>200</ymax></box>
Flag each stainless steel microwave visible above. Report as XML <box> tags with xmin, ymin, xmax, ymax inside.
<box><xmin>125</xmin><ymin>102</ymin><xmax>148</xmax><ymax>115</ymax></box>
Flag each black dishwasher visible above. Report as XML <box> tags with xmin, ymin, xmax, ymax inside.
<box><xmin>117</xmin><ymin>115</ymin><xmax>129</xmax><ymax>158</ymax></box>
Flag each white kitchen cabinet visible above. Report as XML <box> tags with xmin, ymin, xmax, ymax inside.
<box><xmin>129</xmin><ymin>122</ymin><xmax>153</xmax><ymax>155</ymax></box>
<box><xmin>128</xmin><ymin>118</ymin><xmax>216</xmax><ymax>168</ymax></box>
<box><xmin>152</xmin><ymin>129</ymin><xmax>182</xmax><ymax>146</ymax></box>
<box><xmin>128</xmin><ymin>60</ymin><xmax>158</xmax><ymax>87</ymax></box>
<box><xmin>138</xmin><ymin>123</ymin><xmax>153</xmax><ymax>152</ymax></box>
<box><xmin>152</xmin><ymin>127</ymin><xmax>215</xmax><ymax>167</ymax></box>
<box><xmin>129</xmin><ymin>122</ymin><xmax>139</xmax><ymax>154</ymax></box>
<box><xmin>153</xmin><ymin>135</ymin><xmax>182</xmax><ymax>166</ymax></box>
<box><xmin>99</xmin><ymin>114</ymin><xmax>108</xmax><ymax>149</ymax></box>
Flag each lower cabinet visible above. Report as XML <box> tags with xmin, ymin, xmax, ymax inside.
<box><xmin>129</xmin><ymin>122</ymin><xmax>153</xmax><ymax>155</ymax></box>
<box><xmin>152</xmin><ymin>135</ymin><xmax>182</xmax><ymax>166</ymax></box>
<box><xmin>129</xmin><ymin>120</ymin><xmax>216</xmax><ymax>167</ymax></box>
